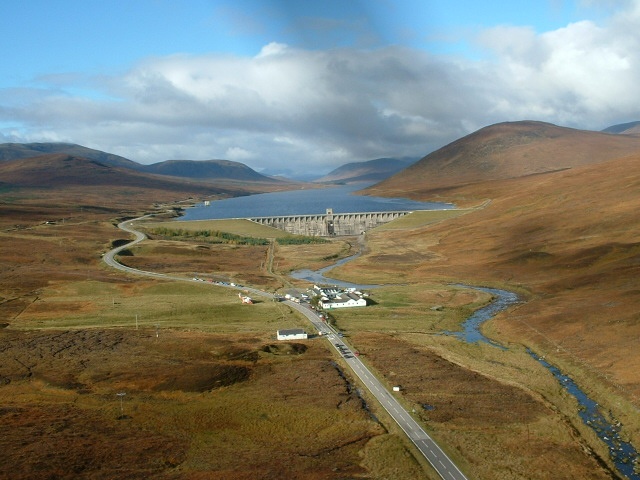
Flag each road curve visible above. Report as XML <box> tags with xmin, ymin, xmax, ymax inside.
<box><xmin>103</xmin><ymin>216</ymin><xmax>468</xmax><ymax>480</ymax></box>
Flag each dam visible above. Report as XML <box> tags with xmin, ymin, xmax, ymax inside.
<box><xmin>248</xmin><ymin>208</ymin><xmax>411</xmax><ymax>236</ymax></box>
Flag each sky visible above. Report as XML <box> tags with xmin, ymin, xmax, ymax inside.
<box><xmin>1</xmin><ymin>0</ymin><xmax>639</xmax><ymax>178</ymax></box>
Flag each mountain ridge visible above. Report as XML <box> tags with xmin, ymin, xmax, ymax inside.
<box><xmin>602</xmin><ymin>120</ymin><xmax>640</xmax><ymax>135</ymax></box>
<box><xmin>141</xmin><ymin>159</ymin><xmax>280</xmax><ymax>183</ymax></box>
<box><xmin>314</xmin><ymin>157</ymin><xmax>417</xmax><ymax>184</ymax></box>
<box><xmin>365</xmin><ymin>120</ymin><xmax>640</xmax><ymax>197</ymax></box>
<box><xmin>0</xmin><ymin>142</ymin><xmax>139</xmax><ymax>169</ymax></box>
<box><xmin>0</xmin><ymin>142</ymin><xmax>280</xmax><ymax>184</ymax></box>
<box><xmin>0</xmin><ymin>153</ymin><xmax>231</xmax><ymax>192</ymax></box>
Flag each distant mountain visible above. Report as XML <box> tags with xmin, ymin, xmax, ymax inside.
<box><xmin>0</xmin><ymin>142</ymin><xmax>138</xmax><ymax>169</ymax></box>
<box><xmin>141</xmin><ymin>159</ymin><xmax>280</xmax><ymax>183</ymax></box>
<box><xmin>602</xmin><ymin>121</ymin><xmax>640</xmax><ymax>135</ymax></box>
<box><xmin>0</xmin><ymin>142</ymin><xmax>290</xmax><ymax>186</ymax></box>
<box><xmin>314</xmin><ymin>157</ymin><xmax>417</xmax><ymax>184</ymax></box>
<box><xmin>366</xmin><ymin>121</ymin><xmax>640</xmax><ymax>196</ymax></box>
<box><xmin>0</xmin><ymin>154</ymin><xmax>226</xmax><ymax>192</ymax></box>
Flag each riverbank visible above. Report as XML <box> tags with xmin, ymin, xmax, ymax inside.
<box><xmin>299</xmin><ymin>249</ymin><xmax>639</xmax><ymax>479</ymax></box>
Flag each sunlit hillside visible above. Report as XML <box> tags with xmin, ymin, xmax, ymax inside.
<box><xmin>366</xmin><ymin>121</ymin><xmax>640</xmax><ymax>196</ymax></box>
<box><xmin>353</xmin><ymin>152</ymin><xmax>640</xmax><ymax>402</ymax></box>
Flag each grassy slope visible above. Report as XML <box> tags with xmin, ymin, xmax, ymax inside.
<box><xmin>367</xmin><ymin>121</ymin><xmax>640</xmax><ymax>194</ymax></box>
<box><xmin>332</xmin><ymin>153</ymin><xmax>640</xmax><ymax>449</ymax></box>
<box><xmin>2</xmin><ymin>146</ymin><xmax>639</xmax><ymax>478</ymax></box>
<box><xmin>409</xmin><ymin>154</ymin><xmax>640</xmax><ymax>396</ymax></box>
<box><xmin>355</xmin><ymin>128</ymin><xmax>640</xmax><ymax>391</ymax></box>
<box><xmin>0</xmin><ymin>185</ymin><xmax>428</xmax><ymax>479</ymax></box>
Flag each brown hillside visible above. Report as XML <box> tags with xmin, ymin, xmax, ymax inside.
<box><xmin>354</xmin><ymin>153</ymin><xmax>640</xmax><ymax>401</ymax></box>
<box><xmin>0</xmin><ymin>154</ymin><xmax>301</xmax><ymax>214</ymax></box>
<box><xmin>0</xmin><ymin>154</ymin><xmax>227</xmax><ymax>190</ymax></box>
<box><xmin>366</xmin><ymin>121</ymin><xmax>640</xmax><ymax>195</ymax></box>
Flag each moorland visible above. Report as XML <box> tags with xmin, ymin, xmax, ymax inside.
<box><xmin>1</xmin><ymin>121</ymin><xmax>639</xmax><ymax>479</ymax></box>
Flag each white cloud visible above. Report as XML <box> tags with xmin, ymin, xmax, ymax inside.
<box><xmin>477</xmin><ymin>7</ymin><xmax>640</xmax><ymax>124</ymax></box>
<box><xmin>2</xmin><ymin>1</ymin><xmax>640</xmax><ymax>177</ymax></box>
<box><xmin>225</xmin><ymin>146</ymin><xmax>253</xmax><ymax>160</ymax></box>
<box><xmin>256</xmin><ymin>42</ymin><xmax>289</xmax><ymax>57</ymax></box>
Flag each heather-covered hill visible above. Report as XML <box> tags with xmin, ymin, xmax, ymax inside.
<box><xmin>0</xmin><ymin>154</ymin><xmax>246</xmax><ymax>213</ymax></box>
<box><xmin>349</xmin><ymin>152</ymin><xmax>640</xmax><ymax>402</ymax></box>
<box><xmin>0</xmin><ymin>142</ymin><xmax>295</xmax><ymax>186</ymax></box>
<box><xmin>0</xmin><ymin>154</ymin><xmax>218</xmax><ymax>190</ymax></box>
<box><xmin>141</xmin><ymin>159</ymin><xmax>280</xmax><ymax>183</ymax></box>
<box><xmin>0</xmin><ymin>142</ymin><xmax>139</xmax><ymax>169</ymax></box>
<box><xmin>365</xmin><ymin>121</ymin><xmax>640</xmax><ymax>196</ymax></box>
<box><xmin>0</xmin><ymin>153</ymin><xmax>306</xmax><ymax>211</ymax></box>
<box><xmin>314</xmin><ymin>157</ymin><xmax>416</xmax><ymax>184</ymax></box>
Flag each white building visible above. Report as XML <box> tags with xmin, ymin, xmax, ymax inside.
<box><xmin>276</xmin><ymin>328</ymin><xmax>308</xmax><ymax>341</ymax></box>
<box><xmin>319</xmin><ymin>292</ymin><xmax>367</xmax><ymax>309</ymax></box>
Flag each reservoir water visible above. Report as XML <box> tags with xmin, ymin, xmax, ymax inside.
<box><xmin>180</xmin><ymin>183</ymin><xmax>454</xmax><ymax>220</ymax></box>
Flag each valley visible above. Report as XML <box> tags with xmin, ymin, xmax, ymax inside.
<box><xmin>1</xmin><ymin>121</ymin><xmax>639</xmax><ymax>479</ymax></box>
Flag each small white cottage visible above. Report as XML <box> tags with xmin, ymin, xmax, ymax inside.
<box><xmin>276</xmin><ymin>329</ymin><xmax>308</xmax><ymax>341</ymax></box>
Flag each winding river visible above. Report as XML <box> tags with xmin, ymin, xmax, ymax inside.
<box><xmin>301</xmin><ymin>260</ymin><xmax>640</xmax><ymax>479</ymax></box>
<box><xmin>289</xmin><ymin>249</ymin><xmax>381</xmax><ymax>289</ymax></box>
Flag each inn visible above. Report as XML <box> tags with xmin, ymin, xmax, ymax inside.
<box><xmin>313</xmin><ymin>285</ymin><xmax>368</xmax><ymax>309</ymax></box>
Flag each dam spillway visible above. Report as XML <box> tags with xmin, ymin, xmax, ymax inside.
<box><xmin>248</xmin><ymin>208</ymin><xmax>411</xmax><ymax>236</ymax></box>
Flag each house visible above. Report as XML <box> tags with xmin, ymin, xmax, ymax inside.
<box><xmin>319</xmin><ymin>293</ymin><xmax>367</xmax><ymax>309</ymax></box>
<box><xmin>276</xmin><ymin>329</ymin><xmax>308</xmax><ymax>341</ymax></box>
<box><xmin>313</xmin><ymin>285</ymin><xmax>368</xmax><ymax>310</ymax></box>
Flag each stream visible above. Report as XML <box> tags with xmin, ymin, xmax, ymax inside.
<box><xmin>294</xmin><ymin>260</ymin><xmax>640</xmax><ymax>479</ymax></box>
<box><xmin>289</xmin><ymin>249</ymin><xmax>380</xmax><ymax>289</ymax></box>
<box><xmin>444</xmin><ymin>284</ymin><xmax>519</xmax><ymax>349</ymax></box>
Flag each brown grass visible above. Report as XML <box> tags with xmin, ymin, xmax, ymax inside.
<box><xmin>0</xmin><ymin>328</ymin><xmax>400</xmax><ymax>479</ymax></box>
<box><xmin>0</xmin><ymin>192</ymin><xmax>427</xmax><ymax>479</ymax></box>
<box><xmin>349</xmin><ymin>332</ymin><xmax>613</xmax><ymax>480</ymax></box>
<box><xmin>367</xmin><ymin>121</ymin><xmax>640</xmax><ymax>194</ymax></box>
<box><xmin>343</xmin><ymin>154</ymin><xmax>640</xmax><ymax>393</ymax></box>
<box><xmin>3</xmin><ymin>151</ymin><xmax>640</xmax><ymax>479</ymax></box>
<box><xmin>328</xmin><ymin>153</ymin><xmax>640</xmax><ymax>477</ymax></box>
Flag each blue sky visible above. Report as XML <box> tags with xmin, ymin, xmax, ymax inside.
<box><xmin>1</xmin><ymin>0</ymin><xmax>639</xmax><ymax>176</ymax></box>
<box><xmin>1</xmin><ymin>0</ymin><xmax>603</xmax><ymax>80</ymax></box>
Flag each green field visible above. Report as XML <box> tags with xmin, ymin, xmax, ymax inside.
<box><xmin>144</xmin><ymin>218</ymin><xmax>293</xmax><ymax>238</ymax></box>
<box><xmin>14</xmin><ymin>280</ymin><xmax>306</xmax><ymax>334</ymax></box>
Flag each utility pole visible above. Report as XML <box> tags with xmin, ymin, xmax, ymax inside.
<box><xmin>116</xmin><ymin>392</ymin><xmax>126</xmax><ymax>418</ymax></box>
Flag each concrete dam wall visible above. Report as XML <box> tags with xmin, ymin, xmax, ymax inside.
<box><xmin>248</xmin><ymin>208</ymin><xmax>411</xmax><ymax>236</ymax></box>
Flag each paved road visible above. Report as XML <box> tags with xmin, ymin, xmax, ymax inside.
<box><xmin>104</xmin><ymin>216</ymin><xmax>468</xmax><ymax>480</ymax></box>
<box><xmin>286</xmin><ymin>302</ymin><xmax>468</xmax><ymax>480</ymax></box>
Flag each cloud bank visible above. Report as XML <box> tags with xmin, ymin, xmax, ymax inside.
<box><xmin>1</xmin><ymin>2</ymin><xmax>640</xmax><ymax>177</ymax></box>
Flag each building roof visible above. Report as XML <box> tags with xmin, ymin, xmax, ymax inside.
<box><xmin>277</xmin><ymin>328</ymin><xmax>306</xmax><ymax>336</ymax></box>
